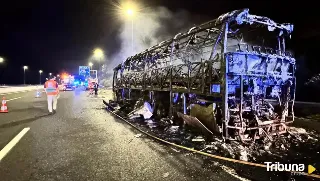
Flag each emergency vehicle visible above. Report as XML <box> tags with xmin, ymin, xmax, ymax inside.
<box><xmin>61</xmin><ymin>74</ymin><xmax>75</xmax><ymax>91</ymax></box>
<box><xmin>87</xmin><ymin>78</ymin><xmax>98</xmax><ymax>90</ymax></box>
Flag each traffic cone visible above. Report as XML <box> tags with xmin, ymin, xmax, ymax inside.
<box><xmin>0</xmin><ymin>97</ymin><xmax>8</xmax><ymax>113</ymax></box>
<box><xmin>35</xmin><ymin>90</ymin><xmax>41</xmax><ymax>98</ymax></box>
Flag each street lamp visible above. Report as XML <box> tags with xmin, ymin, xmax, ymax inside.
<box><xmin>94</xmin><ymin>48</ymin><xmax>103</xmax><ymax>58</ymax></box>
<box><xmin>125</xmin><ymin>8</ymin><xmax>135</xmax><ymax>56</ymax></box>
<box><xmin>57</xmin><ymin>74</ymin><xmax>60</xmax><ymax>84</ymax></box>
<box><xmin>39</xmin><ymin>70</ymin><xmax>43</xmax><ymax>84</ymax></box>
<box><xmin>127</xmin><ymin>9</ymin><xmax>133</xmax><ymax>16</ymax></box>
<box><xmin>23</xmin><ymin>66</ymin><xmax>28</xmax><ymax>85</ymax></box>
<box><xmin>49</xmin><ymin>73</ymin><xmax>52</xmax><ymax>76</ymax></box>
<box><xmin>93</xmin><ymin>48</ymin><xmax>104</xmax><ymax>77</ymax></box>
<box><xmin>0</xmin><ymin>57</ymin><xmax>5</xmax><ymax>84</ymax></box>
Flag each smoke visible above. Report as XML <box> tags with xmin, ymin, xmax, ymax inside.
<box><xmin>99</xmin><ymin>6</ymin><xmax>205</xmax><ymax>86</ymax></box>
<box><xmin>107</xmin><ymin>6</ymin><xmax>200</xmax><ymax>70</ymax></box>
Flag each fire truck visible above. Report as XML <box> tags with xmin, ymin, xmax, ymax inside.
<box><xmin>87</xmin><ymin>78</ymin><xmax>98</xmax><ymax>90</ymax></box>
<box><xmin>61</xmin><ymin>74</ymin><xmax>75</xmax><ymax>91</ymax></box>
<box><xmin>86</xmin><ymin>70</ymin><xmax>98</xmax><ymax>90</ymax></box>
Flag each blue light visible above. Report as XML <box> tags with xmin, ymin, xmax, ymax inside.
<box><xmin>212</xmin><ymin>84</ymin><xmax>220</xmax><ymax>93</ymax></box>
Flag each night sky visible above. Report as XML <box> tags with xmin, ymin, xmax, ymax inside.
<box><xmin>0</xmin><ymin>0</ymin><xmax>319</xmax><ymax>100</ymax></box>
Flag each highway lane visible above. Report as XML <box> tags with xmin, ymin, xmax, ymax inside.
<box><xmin>0</xmin><ymin>89</ymin><xmax>246</xmax><ymax>181</ymax></box>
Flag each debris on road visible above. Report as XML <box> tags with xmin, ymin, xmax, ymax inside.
<box><xmin>105</xmin><ymin>99</ymin><xmax>320</xmax><ymax>173</ymax></box>
<box><xmin>159</xmin><ymin>118</ymin><xmax>173</xmax><ymax>125</ymax></box>
<box><xmin>145</xmin><ymin>119</ymin><xmax>157</xmax><ymax>128</ymax></box>
<box><xmin>128</xmin><ymin>102</ymin><xmax>153</xmax><ymax>119</ymax></box>
<box><xmin>171</xmin><ymin>148</ymin><xmax>180</xmax><ymax>153</ymax></box>
<box><xmin>134</xmin><ymin>134</ymin><xmax>142</xmax><ymax>138</ymax></box>
<box><xmin>163</xmin><ymin>172</ymin><xmax>169</xmax><ymax>178</ymax></box>
<box><xmin>165</xmin><ymin>126</ymin><xmax>179</xmax><ymax>134</ymax></box>
<box><xmin>192</xmin><ymin>136</ymin><xmax>205</xmax><ymax>142</ymax></box>
<box><xmin>221</xmin><ymin>165</ymin><xmax>251</xmax><ymax>181</ymax></box>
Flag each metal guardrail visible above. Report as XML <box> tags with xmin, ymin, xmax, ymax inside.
<box><xmin>0</xmin><ymin>84</ymin><xmax>40</xmax><ymax>87</ymax></box>
<box><xmin>0</xmin><ymin>85</ymin><xmax>42</xmax><ymax>94</ymax></box>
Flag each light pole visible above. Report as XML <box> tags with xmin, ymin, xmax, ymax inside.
<box><xmin>39</xmin><ymin>70</ymin><xmax>43</xmax><ymax>84</ymax></box>
<box><xmin>89</xmin><ymin>62</ymin><xmax>93</xmax><ymax>70</ymax></box>
<box><xmin>93</xmin><ymin>48</ymin><xmax>104</xmax><ymax>78</ymax></box>
<box><xmin>0</xmin><ymin>57</ymin><xmax>5</xmax><ymax>84</ymax></box>
<box><xmin>88</xmin><ymin>62</ymin><xmax>93</xmax><ymax>78</ymax></box>
<box><xmin>126</xmin><ymin>9</ymin><xmax>134</xmax><ymax>55</ymax></box>
<box><xmin>57</xmin><ymin>74</ymin><xmax>60</xmax><ymax>84</ymax></box>
<box><xmin>23</xmin><ymin>66</ymin><xmax>28</xmax><ymax>85</ymax></box>
<box><xmin>49</xmin><ymin>73</ymin><xmax>52</xmax><ymax>77</ymax></box>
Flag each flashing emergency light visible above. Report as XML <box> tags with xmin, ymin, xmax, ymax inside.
<box><xmin>61</xmin><ymin>73</ymin><xmax>68</xmax><ymax>79</ymax></box>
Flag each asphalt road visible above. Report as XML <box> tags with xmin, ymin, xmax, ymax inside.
<box><xmin>0</xmin><ymin>89</ymin><xmax>255</xmax><ymax>181</ymax></box>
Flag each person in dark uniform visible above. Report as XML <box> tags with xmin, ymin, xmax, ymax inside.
<box><xmin>94</xmin><ymin>82</ymin><xmax>99</xmax><ymax>95</ymax></box>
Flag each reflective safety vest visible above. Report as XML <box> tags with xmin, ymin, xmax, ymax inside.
<box><xmin>89</xmin><ymin>82</ymin><xmax>94</xmax><ymax>89</ymax></box>
<box><xmin>44</xmin><ymin>80</ymin><xmax>59</xmax><ymax>95</ymax></box>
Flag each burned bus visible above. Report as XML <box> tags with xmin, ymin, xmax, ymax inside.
<box><xmin>111</xmin><ymin>9</ymin><xmax>296</xmax><ymax>143</ymax></box>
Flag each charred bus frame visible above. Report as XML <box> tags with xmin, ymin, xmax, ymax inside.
<box><xmin>112</xmin><ymin>9</ymin><xmax>296</xmax><ymax>142</ymax></box>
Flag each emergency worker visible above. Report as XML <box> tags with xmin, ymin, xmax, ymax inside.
<box><xmin>44</xmin><ymin>76</ymin><xmax>59</xmax><ymax>114</ymax></box>
<box><xmin>94</xmin><ymin>82</ymin><xmax>99</xmax><ymax>95</ymax></box>
<box><xmin>89</xmin><ymin>81</ymin><xmax>94</xmax><ymax>95</ymax></box>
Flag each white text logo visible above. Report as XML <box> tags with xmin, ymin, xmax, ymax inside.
<box><xmin>264</xmin><ymin>162</ymin><xmax>305</xmax><ymax>172</ymax></box>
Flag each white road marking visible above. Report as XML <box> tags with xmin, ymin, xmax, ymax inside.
<box><xmin>0</xmin><ymin>127</ymin><xmax>30</xmax><ymax>162</ymax></box>
<box><xmin>6</xmin><ymin>97</ymin><xmax>23</xmax><ymax>102</ymax></box>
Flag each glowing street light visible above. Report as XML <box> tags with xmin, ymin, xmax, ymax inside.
<box><xmin>89</xmin><ymin>62</ymin><xmax>93</xmax><ymax>70</ymax></box>
<box><xmin>49</xmin><ymin>73</ymin><xmax>52</xmax><ymax>76</ymax></box>
<box><xmin>118</xmin><ymin>0</ymin><xmax>138</xmax><ymax>18</ymax></box>
<box><xmin>127</xmin><ymin>8</ymin><xmax>134</xmax><ymax>55</ymax></box>
<box><xmin>93</xmin><ymin>48</ymin><xmax>104</xmax><ymax>76</ymax></box>
<box><xmin>126</xmin><ymin>9</ymin><xmax>133</xmax><ymax>16</ymax></box>
<box><xmin>114</xmin><ymin>1</ymin><xmax>140</xmax><ymax>57</ymax></box>
<box><xmin>0</xmin><ymin>57</ymin><xmax>6</xmax><ymax>84</ymax></box>
<box><xmin>123</xmin><ymin>6</ymin><xmax>136</xmax><ymax>56</ymax></box>
<box><xmin>39</xmin><ymin>70</ymin><xmax>43</xmax><ymax>84</ymax></box>
<box><xmin>23</xmin><ymin>66</ymin><xmax>28</xmax><ymax>85</ymax></box>
<box><xmin>93</xmin><ymin>48</ymin><xmax>103</xmax><ymax>58</ymax></box>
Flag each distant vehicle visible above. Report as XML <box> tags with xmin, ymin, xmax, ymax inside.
<box><xmin>87</xmin><ymin>78</ymin><xmax>98</xmax><ymax>90</ymax></box>
<box><xmin>63</xmin><ymin>83</ymin><xmax>75</xmax><ymax>91</ymax></box>
<box><xmin>61</xmin><ymin>74</ymin><xmax>75</xmax><ymax>91</ymax></box>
